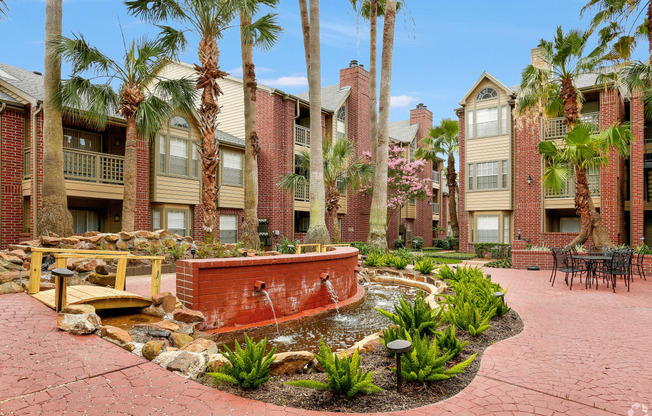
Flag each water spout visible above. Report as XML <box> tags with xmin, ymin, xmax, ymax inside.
<box><xmin>254</xmin><ymin>281</ymin><xmax>266</xmax><ymax>291</ymax></box>
<box><xmin>260</xmin><ymin>289</ymin><xmax>280</xmax><ymax>335</ymax></box>
<box><xmin>320</xmin><ymin>272</ymin><xmax>330</xmax><ymax>281</ymax></box>
<box><xmin>323</xmin><ymin>279</ymin><xmax>340</xmax><ymax>314</ymax></box>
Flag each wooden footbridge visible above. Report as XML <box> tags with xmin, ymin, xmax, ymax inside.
<box><xmin>27</xmin><ymin>247</ymin><xmax>165</xmax><ymax>311</ymax></box>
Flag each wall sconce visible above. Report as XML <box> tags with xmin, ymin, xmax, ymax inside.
<box><xmin>517</xmin><ymin>229</ymin><xmax>522</xmax><ymax>240</ymax></box>
<box><xmin>114</xmin><ymin>214</ymin><xmax>121</xmax><ymax>222</ymax></box>
<box><xmin>114</xmin><ymin>139</ymin><xmax>121</xmax><ymax>146</ymax></box>
<box><xmin>527</xmin><ymin>175</ymin><xmax>533</xmax><ymax>185</ymax></box>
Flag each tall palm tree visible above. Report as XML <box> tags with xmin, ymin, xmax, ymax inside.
<box><xmin>126</xmin><ymin>0</ymin><xmax>236</xmax><ymax>242</ymax></box>
<box><xmin>0</xmin><ymin>0</ymin><xmax>9</xmax><ymax>19</ymax></box>
<box><xmin>234</xmin><ymin>0</ymin><xmax>282</xmax><ymax>249</ymax></box>
<box><xmin>539</xmin><ymin>123</ymin><xmax>633</xmax><ymax>246</ymax></box>
<box><xmin>582</xmin><ymin>0</ymin><xmax>652</xmax><ymax>55</ymax></box>
<box><xmin>38</xmin><ymin>0</ymin><xmax>74</xmax><ymax>237</ymax></box>
<box><xmin>367</xmin><ymin>0</ymin><xmax>397</xmax><ymax>249</ymax></box>
<box><xmin>298</xmin><ymin>0</ymin><xmax>329</xmax><ymax>244</ymax></box>
<box><xmin>53</xmin><ymin>35</ymin><xmax>196</xmax><ymax>231</ymax></box>
<box><xmin>415</xmin><ymin>118</ymin><xmax>460</xmax><ymax>238</ymax></box>
<box><xmin>281</xmin><ymin>138</ymin><xmax>374</xmax><ymax>243</ymax></box>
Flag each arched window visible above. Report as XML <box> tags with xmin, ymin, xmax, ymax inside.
<box><xmin>170</xmin><ymin>116</ymin><xmax>190</xmax><ymax>130</ymax></box>
<box><xmin>476</xmin><ymin>87</ymin><xmax>498</xmax><ymax>101</ymax></box>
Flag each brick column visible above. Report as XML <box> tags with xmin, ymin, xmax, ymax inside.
<box><xmin>513</xmin><ymin>113</ymin><xmax>542</xmax><ymax>246</ymax></box>
<box><xmin>410</xmin><ymin>105</ymin><xmax>434</xmax><ymax>247</ymax></box>
<box><xmin>193</xmin><ymin>204</ymin><xmax>204</xmax><ymax>242</ymax></box>
<box><xmin>134</xmin><ymin>135</ymin><xmax>151</xmax><ymax>231</ymax></box>
<box><xmin>630</xmin><ymin>90</ymin><xmax>645</xmax><ymax>246</ymax></box>
<box><xmin>0</xmin><ymin>109</ymin><xmax>27</xmax><ymax>248</ymax></box>
<box><xmin>457</xmin><ymin>110</ymin><xmax>470</xmax><ymax>252</ymax></box>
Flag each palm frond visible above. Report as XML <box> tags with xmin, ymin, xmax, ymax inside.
<box><xmin>51</xmin><ymin>34</ymin><xmax>117</xmax><ymax>77</ymax></box>
<box><xmin>54</xmin><ymin>77</ymin><xmax>120</xmax><ymax>130</ymax></box>
<box><xmin>243</xmin><ymin>13</ymin><xmax>282</xmax><ymax>51</ymax></box>
<box><xmin>124</xmin><ymin>0</ymin><xmax>188</xmax><ymax>24</ymax></box>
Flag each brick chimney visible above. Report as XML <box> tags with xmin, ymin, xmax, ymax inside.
<box><xmin>530</xmin><ymin>47</ymin><xmax>549</xmax><ymax>71</ymax></box>
<box><xmin>339</xmin><ymin>61</ymin><xmax>370</xmax><ymax>149</ymax></box>
<box><xmin>410</xmin><ymin>103</ymin><xmax>433</xmax><ymax>143</ymax></box>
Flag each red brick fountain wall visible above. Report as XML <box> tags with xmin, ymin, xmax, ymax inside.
<box><xmin>176</xmin><ymin>247</ymin><xmax>360</xmax><ymax>331</ymax></box>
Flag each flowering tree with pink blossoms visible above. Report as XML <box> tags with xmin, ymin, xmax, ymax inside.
<box><xmin>364</xmin><ymin>145</ymin><xmax>432</xmax><ymax>228</ymax></box>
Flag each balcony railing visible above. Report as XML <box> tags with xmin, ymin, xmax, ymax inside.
<box><xmin>544</xmin><ymin>168</ymin><xmax>600</xmax><ymax>199</ymax></box>
<box><xmin>294</xmin><ymin>181</ymin><xmax>309</xmax><ymax>201</ymax></box>
<box><xmin>432</xmin><ymin>203</ymin><xmax>440</xmax><ymax>215</ymax></box>
<box><xmin>295</xmin><ymin>125</ymin><xmax>311</xmax><ymax>147</ymax></box>
<box><xmin>432</xmin><ymin>170</ymin><xmax>440</xmax><ymax>184</ymax></box>
<box><xmin>23</xmin><ymin>149</ymin><xmax>31</xmax><ymax>178</ymax></box>
<box><xmin>23</xmin><ymin>148</ymin><xmax>124</xmax><ymax>185</ymax></box>
<box><xmin>543</xmin><ymin>112</ymin><xmax>599</xmax><ymax>140</ymax></box>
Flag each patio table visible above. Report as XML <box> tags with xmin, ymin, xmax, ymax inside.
<box><xmin>573</xmin><ymin>254</ymin><xmax>612</xmax><ymax>289</ymax></box>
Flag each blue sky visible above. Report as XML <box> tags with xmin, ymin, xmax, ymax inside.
<box><xmin>0</xmin><ymin>0</ymin><xmax>646</xmax><ymax>122</ymax></box>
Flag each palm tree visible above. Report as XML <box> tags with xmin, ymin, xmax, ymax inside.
<box><xmin>53</xmin><ymin>35</ymin><xmax>196</xmax><ymax>231</ymax></box>
<box><xmin>281</xmin><ymin>138</ymin><xmax>374</xmax><ymax>243</ymax></box>
<box><xmin>298</xmin><ymin>0</ymin><xmax>329</xmax><ymax>244</ymax></box>
<box><xmin>234</xmin><ymin>0</ymin><xmax>282</xmax><ymax>249</ymax></box>
<box><xmin>415</xmin><ymin>118</ymin><xmax>460</xmax><ymax>238</ymax></box>
<box><xmin>539</xmin><ymin>123</ymin><xmax>633</xmax><ymax>246</ymax></box>
<box><xmin>582</xmin><ymin>0</ymin><xmax>652</xmax><ymax>55</ymax></box>
<box><xmin>0</xmin><ymin>0</ymin><xmax>9</xmax><ymax>19</ymax></box>
<box><xmin>38</xmin><ymin>0</ymin><xmax>74</xmax><ymax>237</ymax></box>
<box><xmin>126</xmin><ymin>0</ymin><xmax>236</xmax><ymax>242</ymax></box>
<box><xmin>367</xmin><ymin>0</ymin><xmax>398</xmax><ymax>249</ymax></box>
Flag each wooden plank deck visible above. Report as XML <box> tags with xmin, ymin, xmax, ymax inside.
<box><xmin>32</xmin><ymin>285</ymin><xmax>151</xmax><ymax>310</ymax></box>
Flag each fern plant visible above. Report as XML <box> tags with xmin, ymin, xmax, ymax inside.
<box><xmin>206</xmin><ymin>334</ymin><xmax>277</xmax><ymax>389</ymax></box>
<box><xmin>379</xmin><ymin>325</ymin><xmax>409</xmax><ymax>348</ymax></box>
<box><xmin>414</xmin><ymin>257</ymin><xmax>435</xmax><ymax>274</ymax></box>
<box><xmin>364</xmin><ymin>251</ymin><xmax>388</xmax><ymax>268</ymax></box>
<box><xmin>443</xmin><ymin>292</ymin><xmax>495</xmax><ymax>336</ymax></box>
<box><xmin>277</xmin><ymin>237</ymin><xmax>298</xmax><ymax>254</ymax></box>
<box><xmin>386</xmin><ymin>255</ymin><xmax>408</xmax><ymax>270</ymax></box>
<box><xmin>166</xmin><ymin>244</ymin><xmax>187</xmax><ymax>260</ymax></box>
<box><xmin>394</xmin><ymin>331</ymin><xmax>476</xmax><ymax>382</ymax></box>
<box><xmin>376</xmin><ymin>291</ymin><xmax>441</xmax><ymax>337</ymax></box>
<box><xmin>285</xmin><ymin>339</ymin><xmax>381</xmax><ymax>397</ymax></box>
<box><xmin>435</xmin><ymin>325</ymin><xmax>468</xmax><ymax>357</ymax></box>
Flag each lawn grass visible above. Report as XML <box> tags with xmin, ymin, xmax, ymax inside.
<box><xmin>433</xmin><ymin>258</ymin><xmax>462</xmax><ymax>265</ymax></box>
<box><xmin>425</xmin><ymin>252</ymin><xmax>476</xmax><ymax>261</ymax></box>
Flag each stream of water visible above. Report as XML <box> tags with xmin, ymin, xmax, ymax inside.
<box><xmin>260</xmin><ymin>289</ymin><xmax>280</xmax><ymax>335</ymax></box>
<box><xmin>324</xmin><ymin>280</ymin><xmax>340</xmax><ymax>314</ymax></box>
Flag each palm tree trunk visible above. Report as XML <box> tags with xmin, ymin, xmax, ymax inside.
<box><xmin>299</xmin><ymin>0</ymin><xmax>310</xmax><ymax>69</ymax></box>
<box><xmin>38</xmin><ymin>0</ymin><xmax>73</xmax><ymax>237</ymax></box>
<box><xmin>195</xmin><ymin>35</ymin><xmax>225</xmax><ymax>242</ymax></box>
<box><xmin>648</xmin><ymin>1</ymin><xmax>652</xmax><ymax>53</ymax></box>
<box><xmin>326</xmin><ymin>186</ymin><xmax>340</xmax><ymax>243</ymax></box>
<box><xmin>560</xmin><ymin>77</ymin><xmax>580</xmax><ymax>127</ymax></box>
<box><xmin>367</xmin><ymin>0</ymin><xmax>397</xmax><ymax>249</ymax></box>
<box><xmin>447</xmin><ymin>152</ymin><xmax>459</xmax><ymax>238</ymax></box>
<box><xmin>568</xmin><ymin>166</ymin><xmax>613</xmax><ymax>247</ymax></box>
<box><xmin>240</xmin><ymin>13</ymin><xmax>261</xmax><ymax>250</ymax></box>
<box><xmin>121</xmin><ymin>114</ymin><xmax>138</xmax><ymax>231</ymax></box>
<box><xmin>304</xmin><ymin>0</ymin><xmax>329</xmax><ymax>244</ymax></box>
<box><xmin>369</xmin><ymin>0</ymin><xmax>378</xmax><ymax>165</ymax></box>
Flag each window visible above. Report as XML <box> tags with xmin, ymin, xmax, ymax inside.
<box><xmin>476</xmin><ymin>215</ymin><xmax>499</xmax><ymax>243</ymax></box>
<box><xmin>159</xmin><ymin>137</ymin><xmax>166</xmax><ymax>173</ymax></box>
<box><xmin>468</xmin><ymin>164</ymin><xmax>474</xmax><ymax>190</ymax></box>
<box><xmin>222</xmin><ymin>150</ymin><xmax>243</xmax><ymax>186</ymax></box>
<box><xmin>475</xmin><ymin>107</ymin><xmax>499</xmax><ymax>137</ymax></box>
<box><xmin>167</xmin><ymin>210</ymin><xmax>187</xmax><ymax>236</ymax></box>
<box><xmin>337</xmin><ymin>106</ymin><xmax>347</xmax><ymax>140</ymax></box>
<box><xmin>502</xmin><ymin>160</ymin><xmax>508</xmax><ymax>188</ymax></box>
<box><xmin>503</xmin><ymin>214</ymin><xmax>510</xmax><ymax>243</ymax></box>
<box><xmin>152</xmin><ymin>210</ymin><xmax>161</xmax><ymax>230</ymax></box>
<box><xmin>63</xmin><ymin>128</ymin><xmax>102</xmax><ymax>152</ymax></box>
<box><xmin>466</xmin><ymin>111</ymin><xmax>474</xmax><ymax>139</ymax></box>
<box><xmin>476</xmin><ymin>161</ymin><xmax>498</xmax><ymax>190</ymax></box>
<box><xmin>560</xmin><ymin>217</ymin><xmax>581</xmax><ymax>233</ymax></box>
<box><xmin>406</xmin><ymin>222</ymin><xmax>412</xmax><ymax>242</ymax></box>
<box><xmin>295</xmin><ymin>212</ymin><xmax>310</xmax><ymax>233</ymax></box>
<box><xmin>409</xmin><ymin>139</ymin><xmax>415</xmax><ymax>160</ymax></box>
<box><xmin>169</xmin><ymin>138</ymin><xmax>189</xmax><ymax>176</ymax></box>
<box><xmin>170</xmin><ymin>116</ymin><xmax>190</xmax><ymax>130</ymax></box>
<box><xmin>220</xmin><ymin>214</ymin><xmax>238</xmax><ymax>244</ymax></box>
<box><xmin>501</xmin><ymin>105</ymin><xmax>509</xmax><ymax>133</ymax></box>
<box><xmin>70</xmin><ymin>209</ymin><xmax>100</xmax><ymax>234</ymax></box>
<box><xmin>192</xmin><ymin>144</ymin><xmax>199</xmax><ymax>178</ymax></box>
<box><xmin>159</xmin><ymin>136</ymin><xmax>199</xmax><ymax>178</ymax></box>
<box><xmin>336</xmin><ymin>173</ymin><xmax>345</xmax><ymax>193</ymax></box>
<box><xmin>476</xmin><ymin>87</ymin><xmax>497</xmax><ymax>101</ymax></box>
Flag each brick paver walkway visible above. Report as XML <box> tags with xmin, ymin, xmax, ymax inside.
<box><xmin>1</xmin><ymin>268</ymin><xmax>650</xmax><ymax>415</ymax></box>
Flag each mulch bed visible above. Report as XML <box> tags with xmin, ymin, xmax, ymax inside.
<box><xmin>199</xmin><ymin>309</ymin><xmax>524</xmax><ymax>413</ymax></box>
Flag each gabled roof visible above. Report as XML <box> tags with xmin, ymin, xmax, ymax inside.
<box><xmin>459</xmin><ymin>71</ymin><xmax>515</xmax><ymax>105</ymax></box>
<box><xmin>0</xmin><ymin>88</ymin><xmax>19</xmax><ymax>104</ymax></box>
<box><xmin>296</xmin><ymin>84</ymin><xmax>351</xmax><ymax>112</ymax></box>
<box><xmin>0</xmin><ymin>63</ymin><xmax>44</xmax><ymax>104</ymax></box>
<box><xmin>389</xmin><ymin>119</ymin><xmax>418</xmax><ymax>144</ymax></box>
<box><xmin>216</xmin><ymin>129</ymin><xmax>245</xmax><ymax>148</ymax></box>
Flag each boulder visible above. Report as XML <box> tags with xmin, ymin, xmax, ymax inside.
<box><xmin>183</xmin><ymin>236</ymin><xmax>193</xmax><ymax>243</ymax></box>
<box><xmin>152</xmin><ymin>293</ymin><xmax>177</xmax><ymax>313</ymax></box>
<box><xmin>269</xmin><ymin>351</ymin><xmax>315</xmax><ymax>376</ymax></box>
<box><xmin>139</xmin><ymin>304</ymin><xmax>166</xmax><ymax>318</ymax></box>
<box><xmin>18</xmin><ymin>240</ymin><xmax>40</xmax><ymax>247</ymax></box>
<box><xmin>131</xmin><ymin>323</ymin><xmax>171</xmax><ymax>339</ymax></box>
<box><xmin>161</xmin><ymin>239</ymin><xmax>176</xmax><ymax>249</ymax></box>
<box><xmin>61</xmin><ymin>304</ymin><xmax>96</xmax><ymax>315</ymax></box>
<box><xmin>224</xmin><ymin>244</ymin><xmax>237</xmax><ymax>251</ymax></box>
<box><xmin>95</xmin><ymin>264</ymin><xmax>109</xmax><ymax>275</ymax></box>
<box><xmin>135</xmin><ymin>231</ymin><xmax>156</xmax><ymax>239</ymax></box>
<box><xmin>152</xmin><ymin>320</ymin><xmax>179</xmax><ymax>332</ymax></box>
<box><xmin>57</xmin><ymin>313</ymin><xmax>101</xmax><ymax>335</ymax></box>
<box><xmin>155</xmin><ymin>229</ymin><xmax>172</xmax><ymax>239</ymax></box>
<box><xmin>266</xmin><ymin>251</ymin><xmax>282</xmax><ymax>256</ymax></box>
<box><xmin>173</xmin><ymin>308</ymin><xmax>205</xmax><ymax>324</ymax></box>
<box><xmin>86</xmin><ymin>272</ymin><xmax>116</xmax><ymax>287</ymax></box>
<box><xmin>8</xmin><ymin>244</ymin><xmax>31</xmax><ymax>252</ymax></box>
<box><xmin>67</xmin><ymin>258</ymin><xmax>85</xmax><ymax>271</ymax></box>
<box><xmin>40</xmin><ymin>236</ymin><xmax>61</xmax><ymax>246</ymax></box>
<box><xmin>0</xmin><ymin>271</ymin><xmax>21</xmax><ymax>284</ymax></box>
<box><xmin>0</xmin><ymin>282</ymin><xmax>23</xmax><ymax>295</ymax></box>
<box><xmin>135</xmin><ymin>240</ymin><xmax>151</xmax><ymax>250</ymax></box>
<box><xmin>84</xmin><ymin>231</ymin><xmax>101</xmax><ymax>237</ymax></box>
<box><xmin>122</xmin><ymin>343</ymin><xmax>136</xmax><ymax>352</ymax></box>
<box><xmin>0</xmin><ymin>259</ymin><xmax>23</xmax><ymax>272</ymax></box>
<box><xmin>181</xmin><ymin>338</ymin><xmax>218</xmax><ymax>356</ymax></box>
<box><xmin>172</xmin><ymin>234</ymin><xmax>183</xmax><ymax>240</ymax></box>
<box><xmin>101</xmin><ymin>325</ymin><xmax>132</xmax><ymax>345</ymax></box>
<box><xmin>8</xmin><ymin>249</ymin><xmax>27</xmax><ymax>261</ymax></box>
<box><xmin>0</xmin><ymin>253</ymin><xmax>23</xmax><ymax>265</ymax></box>
<box><xmin>61</xmin><ymin>237</ymin><xmax>80</xmax><ymax>245</ymax></box>
<box><xmin>86</xmin><ymin>235</ymin><xmax>104</xmax><ymax>244</ymax></box>
<box><xmin>104</xmin><ymin>234</ymin><xmax>120</xmax><ymax>243</ymax></box>
<box><xmin>206</xmin><ymin>354</ymin><xmax>230</xmax><ymax>373</ymax></box>
<box><xmin>116</xmin><ymin>242</ymin><xmax>129</xmax><ymax>251</ymax></box>
<box><xmin>21</xmin><ymin>281</ymin><xmax>55</xmax><ymax>292</ymax></box>
<box><xmin>119</xmin><ymin>232</ymin><xmax>135</xmax><ymax>241</ymax></box>
<box><xmin>142</xmin><ymin>340</ymin><xmax>166</xmax><ymax>361</ymax></box>
<box><xmin>76</xmin><ymin>260</ymin><xmax>99</xmax><ymax>273</ymax></box>
<box><xmin>169</xmin><ymin>332</ymin><xmax>194</xmax><ymax>349</ymax></box>
<box><xmin>166</xmin><ymin>351</ymin><xmax>206</xmax><ymax>379</ymax></box>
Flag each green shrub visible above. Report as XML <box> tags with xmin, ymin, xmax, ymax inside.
<box><xmin>422</xmin><ymin>247</ymin><xmax>443</xmax><ymax>252</ymax></box>
<box><xmin>392</xmin><ymin>330</ymin><xmax>476</xmax><ymax>382</ymax></box>
<box><xmin>435</xmin><ymin>325</ymin><xmax>468</xmax><ymax>357</ymax></box>
<box><xmin>166</xmin><ymin>243</ymin><xmax>188</xmax><ymax>260</ymax></box>
<box><xmin>196</xmin><ymin>241</ymin><xmax>228</xmax><ymax>259</ymax></box>
<box><xmin>379</xmin><ymin>325</ymin><xmax>408</xmax><ymax>348</ymax></box>
<box><xmin>350</xmin><ymin>241</ymin><xmax>372</xmax><ymax>255</ymax></box>
<box><xmin>414</xmin><ymin>257</ymin><xmax>435</xmax><ymax>274</ymax></box>
<box><xmin>142</xmin><ymin>243</ymin><xmax>164</xmax><ymax>256</ymax></box>
<box><xmin>393</xmin><ymin>247</ymin><xmax>413</xmax><ymax>261</ymax></box>
<box><xmin>394</xmin><ymin>238</ymin><xmax>405</xmax><ymax>249</ymax></box>
<box><xmin>285</xmin><ymin>340</ymin><xmax>381</xmax><ymax>397</ymax></box>
<box><xmin>277</xmin><ymin>237</ymin><xmax>298</xmax><ymax>254</ymax></box>
<box><xmin>443</xmin><ymin>295</ymin><xmax>494</xmax><ymax>336</ymax></box>
<box><xmin>364</xmin><ymin>251</ymin><xmax>388</xmax><ymax>268</ymax></box>
<box><xmin>427</xmin><ymin>252</ymin><xmax>475</xmax><ymax>260</ymax></box>
<box><xmin>207</xmin><ymin>334</ymin><xmax>276</xmax><ymax>389</ymax></box>
<box><xmin>411</xmin><ymin>236</ymin><xmax>424</xmax><ymax>250</ymax></box>
<box><xmin>433</xmin><ymin>238</ymin><xmax>451</xmax><ymax>250</ymax></box>
<box><xmin>485</xmin><ymin>258</ymin><xmax>512</xmax><ymax>268</ymax></box>
<box><xmin>474</xmin><ymin>243</ymin><xmax>511</xmax><ymax>259</ymax></box>
<box><xmin>636</xmin><ymin>244</ymin><xmax>652</xmax><ymax>255</ymax></box>
<box><xmin>376</xmin><ymin>291</ymin><xmax>441</xmax><ymax>337</ymax></box>
<box><xmin>447</xmin><ymin>236</ymin><xmax>459</xmax><ymax>250</ymax></box>
<box><xmin>386</xmin><ymin>255</ymin><xmax>408</xmax><ymax>270</ymax></box>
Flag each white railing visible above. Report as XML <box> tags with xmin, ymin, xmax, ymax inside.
<box><xmin>294</xmin><ymin>181</ymin><xmax>309</xmax><ymax>201</ymax></box>
<box><xmin>295</xmin><ymin>125</ymin><xmax>311</xmax><ymax>147</ymax></box>
<box><xmin>63</xmin><ymin>148</ymin><xmax>124</xmax><ymax>184</ymax></box>
<box><xmin>544</xmin><ymin>169</ymin><xmax>600</xmax><ymax>199</ymax></box>
<box><xmin>543</xmin><ymin>112</ymin><xmax>599</xmax><ymax>140</ymax></box>
<box><xmin>432</xmin><ymin>203</ymin><xmax>440</xmax><ymax>215</ymax></box>
<box><xmin>432</xmin><ymin>170</ymin><xmax>440</xmax><ymax>184</ymax></box>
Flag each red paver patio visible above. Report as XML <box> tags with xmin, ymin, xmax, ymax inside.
<box><xmin>1</xmin><ymin>267</ymin><xmax>650</xmax><ymax>415</ymax></box>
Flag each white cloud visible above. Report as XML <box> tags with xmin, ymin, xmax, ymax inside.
<box><xmin>390</xmin><ymin>95</ymin><xmax>419</xmax><ymax>108</ymax></box>
<box><xmin>226</xmin><ymin>66</ymin><xmax>275</xmax><ymax>78</ymax></box>
<box><xmin>259</xmin><ymin>75</ymin><xmax>308</xmax><ymax>88</ymax></box>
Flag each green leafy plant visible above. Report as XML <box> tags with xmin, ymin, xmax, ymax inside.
<box><xmin>394</xmin><ymin>238</ymin><xmax>405</xmax><ymax>249</ymax></box>
<box><xmin>411</xmin><ymin>236</ymin><xmax>424</xmax><ymax>250</ymax></box>
<box><xmin>229</xmin><ymin>241</ymin><xmax>244</xmax><ymax>257</ymax></box>
<box><xmin>386</xmin><ymin>255</ymin><xmax>408</xmax><ymax>270</ymax></box>
<box><xmin>207</xmin><ymin>334</ymin><xmax>277</xmax><ymax>389</ymax></box>
<box><xmin>414</xmin><ymin>257</ymin><xmax>435</xmax><ymax>274</ymax></box>
<box><xmin>142</xmin><ymin>243</ymin><xmax>164</xmax><ymax>257</ymax></box>
<box><xmin>350</xmin><ymin>241</ymin><xmax>372</xmax><ymax>255</ymax></box>
<box><xmin>379</xmin><ymin>325</ymin><xmax>409</xmax><ymax>348</ymax></box>
<box><xmin>636</xmin><ymin>244</ymin><xmax>652</xmax><ymax>255</ymax></box>
<box><xmin>433</xmin><ymin>238</ymin><xmax>451</xmax><ymax>250</ymax></box>
<box><xmin>364</xmin><ymin>251</ymin><xmax>388</xmax><ymax>268</ymax></box>
<box><xmin>435</xmin><ymin>325</ymin><xmax>468</xmax><ymax>357</ymax></box>
<box><xmin>393</xmin><ymin>331</ymin><xmax>476</xmax><ymax>382</ymax></box>
<box><xmin>376</xmin><ymin>291</ymin><xmax>441</xmax><ymax>337</ymax></box>
<box><xmin>443</xmin><ymin>295</ymin><xmax>494</xmax><ymax>336</ymax></box>
<box><xmin>166</xmin><ymin>243</ymin><xmax>187</xmax><ymax>261</ymax></box>
<box><xmin>285</xmin><ymin>340</ymin><xmax>381</xmax><ymax>397</ymax></box>
<box><xmin>426</xmin><ymin>252</ymin><xmax>475</xmax><ymax>261</ymax></box>
<box><xmin>485</xmin><ymin>258</ymin><xmax>512</xmax><ymax>268</ymax></box>
<box><xmin>196</xmin><ymin>241</ymin><xmax>227</xmax><ymax>259</ymax></box>
<box><xmin>277</xmin><ymin>237</ymin><xmax>298</xmax><ymax>254</ymax></box>
<box><xmin>447</xmin><ymin>236</ymin><xmax>459</xmax><ymax>250</ymax></box>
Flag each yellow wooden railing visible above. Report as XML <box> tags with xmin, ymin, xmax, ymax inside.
<box><xmin>294</xmin><ymin>181</ymin><xmax>310</xmax><ymax>201</ymax></box>
<box><xmin>321</xmin><ymin>244</ymin><xmax>351</xmax><ymax>252</ymax></box>
<box><xmin>297</xmin><ymin>244</ymin><xmax>321</xmax><ymax>254</ymax></box>
<box><xmin>295</xmin><ymin>124</ymin><xmax>311</xmax><ymax>147</ymax></box>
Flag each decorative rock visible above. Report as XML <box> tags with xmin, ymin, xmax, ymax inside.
<box><xmin>151</xmin><ymin>293</ymin><xmax>177</xmax><ymax>313</ymax></box>
<box><xmin>104</xmin><ymin>234</ymin><xmax>120</xmax><ymax>243</ymax></box>
<box><xmin>172</xmin><ymin>234</ymin><xmax>183</xmax><ymax>240</ymax></box>
<box><xmin>61</xmin><ymin>237</ymin><xmax>80</xmax><ymax>245</ymax></box>
<box><xmin>142</xmin><ymin>340</ymin><xmax>166</xmax><ymax>361</ymax></box>
<box><xmin>0</xmin><ymin>271</ymin><xmax>21</xmax><ymax>284</ymax></box>
<box><xmin>0</xmin><ymin>282</ymin><xmax>23</xmax><ymax>294</ymax></box>
<box><xmin>269</xmin><ymin>351</ymin><xmax>314</xmax><ymax>375</ymax></box>
<box><xmin>135</xmin><ymin>240</ymin><xmax>151</xmax><ymax>250</ymax></box>
<box><xmin>155</xmin><ymin>229</ymin><xmax>172</xmax><ymax>239</ymax></box>
<box><xmin>0</xmin><ymin>259</ymin><xmax>23</xmax><ymax>272</ymax></box>
<box><xmin>8</xmin><ymin>249</ymin><xmax>27</xmax><ymax>261</ymax></box>
<box><xmin>266</xmin><ymin>251</ymin><xmax>282</xmax><ymax>256</ymax></box>
<box><xmin>84</xmin><ymin>231</ymin><xmax>101</xmax><ymax>237</ymax></box>
<box><xmin>152</xmin><ymin>320</ymin><xmax>180</xmax><ymax>332</ymax></box>
<box><xmin>87</xmin><ymin>235</ymin><xmax>104</xmax><ymax>244</ymax></box>
<box><xmin>161</xmin><ymin>239</ymin><xmax>176</xmax><ymax>249</ymax></box>
<box><xmin>122</xmin><ymin>343</ymin><xmax>136</xmax><ymax>352</ymax></box>
<box><xmin>86</xmin><ymin>272</ymin><xmax>116</xmax><ymax>287</ymax></box>
<box><xmin>119</xmin><ymin>232</ymin><xmax>135</xmax><ymax>241</ymax></box>
<box><xmin>101</xmin><ymin>325</ymin><xmax>132</xmax><ymax>345</ymax></box>
<box><xmin>76</xmin><ymin>260</ymin><xmax>99</xmax><ymax>273</ymax></box>
<box><xmin>183</xmin><ymin>236</ymin><xmax>193</xmax><ymax>243</ymax></box>
<box><xmin>95</xmin><ymin>264</ymin><xmax>109</xmax><ymax>275</ymax></box>
<box><xmin>140</xmin><ymin>304</ymin><xmax>166</xmax><ymax>318</ymax></box>
<box><xmin>116</xmin><ymin>242</ymin><xmax>129</xmax><ymax>251</ymax></box>
<box><xmin>224</xmin><ymin>244</ymin><xmax>237</xmax><ymax>251</ymax></box>
<box><xmin>61</xmin><ymin>304</ymin><xmax>95</xmax><ymax>315</ymax></box>
<box><xmin>22</xmin><ymin>281</ymin><xmax>54</xmax><ymax>292</ymax></box>
<box><xmin>173</xmin><ymin>308</ymin><xmax>205</xmax><ymax>324</ymax></box>
<box><xmin>40</xmin><ymin>236</ymin><xmax>61</xmax><ymax>246</ymax></box>
<box><xmin>169</xmin><ymin>332</ymin><xmax>194</xmax><ymax>349</ymax></box>
<box><xmin>57</xmin><ymin>313</ymin><xmax>101</xmax><ymax>335</ymax></box>
<box><xmin>206</xmin><ymin>353</ymin><xmax>230</xmax><ymax>372</ymax></box>
<box><xmin>131</xmin><ymin>323</ymin><xmax>171</xmax><ymax>339</ymax></box>
<box><xmin>181</xmin><ymin>338</ymin><xmax>217</xmax><ymax>356</ymax></box>
<box><xmin>135</xmin><ymin>231</ymin><xmax>156</xmax><ymax>239</ymax></box>
<box><xmin>166</xmin><ymin>351</ymin><xmax>206</xmax><ymax>379</ymax></box>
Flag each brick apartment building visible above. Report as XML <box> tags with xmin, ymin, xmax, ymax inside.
<box><xmin>455</xmin><ymin>48</ymin><xmax>647</xmax><ymax>253</ymax></box>
<box><xmin>0</xmin><ymin>60</ymin><xmax>446</xmax><ymax>249</ymax></box>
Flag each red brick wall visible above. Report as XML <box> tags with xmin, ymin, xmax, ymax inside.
<box><xmin>512</xmin><ymin>249</ymin><xmax>554</xmax><ymax>270</ymax></box>
<box><xmin>630</xmin><ymin>91</ymin><xmax>645</xmax><ymax>245</ymax></box>
<box><xmin>1</xmin><ymin>109</ymin><xmax>27</xmax><ymax>248</ymax></box>
<box><xmin>134</xmin><ymin>135</ymin><xmax>151</xmax><ymax>231</ymax></box>
<box><xmin>193</xmin><ymin>204</ymin><xmax>204</xmax><ymax>242</ymax></box>
<box><xmin>176</xmin><ymin>247</ymin><xmax>359</xmax><ymax>330</ymax></box>
<box><xmin>457</xmin><ymin>110</ymin><xmax>471</xmax><ymax>252</ymax></box>
<box><xmin>411</xmin><ymin>107</ymin><xmax>434</xmax><ymax>246</ymax></box>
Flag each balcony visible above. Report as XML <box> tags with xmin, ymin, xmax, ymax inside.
<box><xmin>23</xmin><ymin>148</ymin><xmax>124</xmax><ymax>185</ymax></box>
<box><xmin>295</xmin><ymin>125</ymin><xmax>311</xmax><ymax>148</ymax></box>
<box><xmin>432</xmin><ymin>203</ymin><xmax>440</xmax><ymax>215</ymax></box>
<box><xmin>544</xmin><ymin>169</ymin><xmax>600</xmax><ymax>199</ymax></box>
<box><xmin>543</xmin><ymin>112</ymin><xmax>599</xmax><ymax>140</ymax></box>
<box><xmin>432</xmin><ymin>170</ymin><xmax>440</xmax><ymax>188</ymax></box>
<box><xmin>294</xmin><ymin>181</ymin><xmax>309</xmax><ymax>202</ymax></box>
